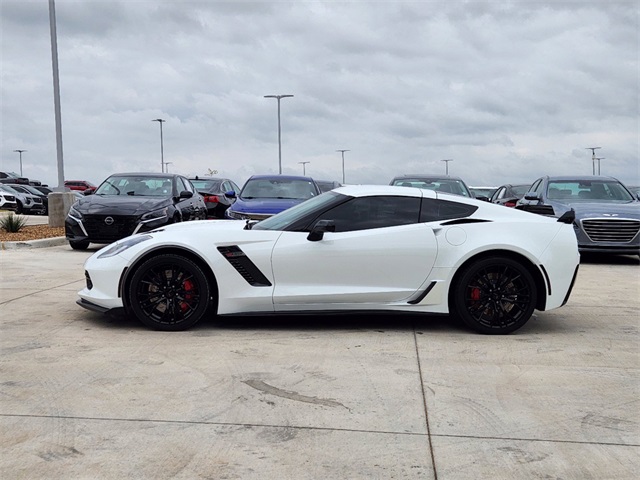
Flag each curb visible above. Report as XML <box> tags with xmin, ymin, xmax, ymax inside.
<box><xmin>1</xmin><ymin>236</ymin><xmax>68</xmax><ymax>250</ymax></box>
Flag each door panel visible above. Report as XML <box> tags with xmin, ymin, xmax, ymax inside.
<box><xmin>271</xmin><ymin>223</ymin><xmax>437</xmax><ymax>306</ymax></box>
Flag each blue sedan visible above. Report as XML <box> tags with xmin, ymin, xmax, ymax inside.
<box><xmin>225</xmin><ymin>175</ymin><xmax>321</xmax><ymax>221</ymax></box>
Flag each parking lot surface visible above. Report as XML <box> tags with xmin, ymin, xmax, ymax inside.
<box><xmin>1</xmin><ymin>244</ymin><xmax>638</xmax><ymax>479</ymax></box>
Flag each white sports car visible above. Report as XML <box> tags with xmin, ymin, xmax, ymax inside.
<box><xmin>78</xmin><ymin>185</ymin><xmax>580</xmax><ymax>334</ymax></box>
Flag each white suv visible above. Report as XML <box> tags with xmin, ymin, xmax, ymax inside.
<box><xmin>0</xmin><ymin>191</ymin><xmax>18</xmax><ymax>211</ymax></box>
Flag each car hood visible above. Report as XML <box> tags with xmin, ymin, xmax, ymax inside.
<box><xmin>552</xmin><ymin>200</ymin><xmax>640</xmax><ymax>220</ymax></box>
<box><xmin>231</xmin><ymin>197</ymin><xmax>305</xmax><ymax>214</ymax></box>
<box><xmin>75</xmin><ymin>195</ymin><xmax>171</xmax><ymax>215</ymax></box>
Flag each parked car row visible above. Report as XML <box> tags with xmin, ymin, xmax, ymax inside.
<box><xmin>0</xmin><ymin>171</ymin><xmax>43</xmax><ymax>186</ymax></box>
<box><xmin>0</xmin><ymin>184</ymin><xmax>46</xmax><ymax>215</ymax></box>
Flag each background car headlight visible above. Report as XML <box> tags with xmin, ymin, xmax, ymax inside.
<box><xmin>68</xmin><ymin>206</ymin><xmax>83</xmax><ymax>221</ymax></box>
<box><xmin>98</xmin><ymin>235</ymin><xmax>152</xmax><ymax>258</ymax></box>
<box><xmin>227</xmin><ymin>210</ymin><xmax>248</xmax><ymax>220</ymax></box>
<box><xmin>141</xmin><ymin>207</ymin><xmax>168</xmax><ymax>222</ymax></box>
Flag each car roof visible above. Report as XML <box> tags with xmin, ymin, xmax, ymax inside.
<box><xmin>543</xmin><ymin>175</ymin><xmax>620</xmax><ymax>181</ymax></box>
<box><xmin>336</xmin><ymin>184</ymin><xmax>438</xmax><ymax>199</ymax></box>
<box><xmin>247</xmin><ymin>174</ymin><xmax>315</xmax><ymax>181</ymax></box>
<box><xmin>392</xmin><ymin>174</ymin><xmax>467</xmax><ymax>181</ymax></box>
<box><xmin>106</xmin><ymin>173</ymin><xmax>183</xmax><ymax>178</ymax></box>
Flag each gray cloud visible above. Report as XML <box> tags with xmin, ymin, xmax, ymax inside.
<box><xmin>1</xmin><ymin>0</ymin><xmax>637</xmax><ymax>188</ymax></box>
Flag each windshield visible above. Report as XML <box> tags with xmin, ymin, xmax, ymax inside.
<box><xmin>547</xmin><ymin>180</ymin><xmax>635</xmax><ymax>202</ymax></box>
<box><xmin>392</xmin><ymin>178</ymin><xmax>471</xmax><ymax>197</ymax></box>
<box><xmin>190</xmin><ymin>179</ymin><xmax>222</xmax><ymax>190</ymax></box>
<box><xmin>0</xmin><ymin>185</ymin><xmax>20</xmax><ymax>195</ymax></box>
<box><xmin>511</xmin><ymin>185</ymin><xmax>531</xmax><ymax>196</ymax></box>
<box><xmin>21</xmin><ymin>185</ymin><xmax>42</xmax><ymax>195</ymax></box>
<box><xmin>95</xmin><ymin>176</ymin><xmax>174</xmax><ymax>196</ymax></box>
<box><xmin>241</xmin><ymin>178</ymin><xmax>318</xmax><ymax>200</ymax></box>
<box><xmin>253</xmin><ymin>191</ymin><xmax>344</xmax><ymax>231</ymax></box>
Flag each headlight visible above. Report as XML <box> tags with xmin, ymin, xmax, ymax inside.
<box><xmin>68</xmin><ymin>206</ymin><xmax>83</xmax><ymax>221</ymax></box>
<box><xmin>141</xmin><ymin>207</ymin><xmax>168</xmax><ymax>222</ymax></box>
<box><xmin>98</xmin><ymin>235</ymin><xmax>152</xmax><ymax>259</ymax></box>
<box><xmin>227</xmin><ymin>210</ymin><xmax>248</xmax><ymax>220</ymax></box>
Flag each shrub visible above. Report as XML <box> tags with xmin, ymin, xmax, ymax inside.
<box><xmin>0</xmin><ymin>212</ymin><xmax>28</xmax><ymax>232</ymax></box>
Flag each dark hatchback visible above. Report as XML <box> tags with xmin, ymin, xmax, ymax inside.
<box><xmin>65</xmin><ymin>173</ymin><xmax>206</xmax><ymax>250</ymax></box>
<box><xmin>516</xmin><ymin>175</ymin><xmax>640</xmax><ymax>255</ymax></box>
<box><xmin>188</xmin><ymin>177</ymin><xmax>240</xmax><ymax>218</ymax></box>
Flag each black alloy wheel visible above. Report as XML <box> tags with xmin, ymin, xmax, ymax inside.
<box><xmin>128</xmin><ymin>254</ymin><xmax>210</xmax><ymax>331</ymax></box>
<box><xmin>453</xmin><ymin>256</ymin><xmax>537</xmax><ymax>334</ymax></box>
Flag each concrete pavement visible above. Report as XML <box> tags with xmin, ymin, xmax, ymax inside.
<box><xmin>0</xmin><ymin>244</ymin><xmax>638</xmax><ymax>479</ymax></box>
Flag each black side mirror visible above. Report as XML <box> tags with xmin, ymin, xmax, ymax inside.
<box><xmin>307</xmin><ymin>219</ymin><xmax>336</xmax><ymax>242</ymax></box>
<box><xmin>179</xmin><ymin>190</ymin><xmax>193</xmax><ymax>199</ymax></box>
<box><xmin>524</xmin><ymin>192</ymin><xmax>540</xmax><ymax>201</ymax></box>
<box><xmin>475</xmin><ymin>195</ymin><xmax>489</xmax><ymax>202</ymax></box>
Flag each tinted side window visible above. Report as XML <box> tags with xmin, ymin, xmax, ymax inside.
<box><xmin>420</xmin><ymin>198</ymin><xmax>478</xmax><ymax>222</ymax></box>
<box><xmin>320</xmin><ymin>196</ymin><xmax>420</xmax><ymax>232</ymax></box>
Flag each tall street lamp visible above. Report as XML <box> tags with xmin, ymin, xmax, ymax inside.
<box><xmin>298</xmin><ymin>161</ymin><xmax>310</xmax><ymax>175</ymax></box>
<box><xmin>441</xmin><ymin>159</ymin><xmax>453</xmax><ymax>176</ymax></box>
<box><xmin>336</xmin><ymin>149</ymin><xmax>349</xmax><ymax>184</ymax></box>
<box><xmin>152</xmin><ymin>118</ymin><xmax>166</xmax><ymax>172</ymax></box>
<box><xmin>264</xmin><ymin>94</ymin><xmax>294</xmax><ymax>174</ymax></box>
<box><xmin>13</xmin><ymin>149</ymin><xmax>26</xmax><ymax>176</ymax></box>
<box><xmin>595</xmin><ymin>157</ymin><xmax>605</xmax><ymax>175</ymax></box>
<box><xmin>585</xmin><ymin>147</ymin><xmax>601</xmax><ymax>175</ymax></box>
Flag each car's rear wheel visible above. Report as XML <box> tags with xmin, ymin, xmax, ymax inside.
<box><xmin>127</xmin><ymin>254</ymin><xmax>210</xmax><ymax>331</ymax></box>
<box><xmin>452</xmin><ymin>256</ymin><xmax>537</xmax><ymax>334</ymax></box>
<box><xmin>69</xmin><ymin>240</ymin><xmax>90</xmax><ymax>250</ymax></box>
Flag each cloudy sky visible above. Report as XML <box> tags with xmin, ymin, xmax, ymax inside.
<box><xmin>1</xmin><ymin>0</ymin><xmax>638</xmax><ymax>189</ymax></box>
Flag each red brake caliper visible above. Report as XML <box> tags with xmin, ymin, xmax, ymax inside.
<box><xmin>180</xmin><ymin>280</ymin><xmax>194</xmax><ymax>312</ymax></box>
<box><xmin>470</xmin><ymin>287</ymin><xmax>481</xmax><ymax>301</ymax></box>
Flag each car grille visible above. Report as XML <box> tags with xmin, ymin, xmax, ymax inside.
<box><xmin>83</xmin><ymin>215</ymin><xmax>138</xmax><ymax>242</ymax></box>
<box><xmin>581</xmin><ymin>219</ymin><xmax>640</xmax><ymax>243</ymax></box>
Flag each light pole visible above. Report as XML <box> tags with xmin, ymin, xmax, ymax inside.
<box><xmin>264</xmin><ymin>94</ymin><xmax>294</xmax><ymax>174</ymax></box>
<box><xmin>152</xmin><ymin>118</ymin><xmax>166</xmax><ymax>172</ymax></box>
<box><xmin>441</xmin><ymin>159</ymin><xmax>453</xmax><ymax>176</ymax></box>
<box><xmin>13</xmin><ymin>150</ymin><xmax>26</xmax><ymax>176</ymax></box>
<box><xmin>298</xmin><ymin>161</ymin><xmax>310</xmax><ymax>175</ymax></box>
<box><xmin>336</xmin><ymin>149</ymin><xmax>349</xmax><ymax>184</ymax></box>
<box><xmin>595</xmin><ymin>157</ymin><xmax>605</xmax><ymax>175</ymax></box>
<box><xmin>585</xmin><ymin>147</ymin><xmax>601</xmax><ymax>175</ymax></box>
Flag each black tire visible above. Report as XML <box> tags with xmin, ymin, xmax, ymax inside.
<box><xmin>15</xmin><ymin>201</ymin><xmax>23</xmax><ymax>214</ymax></box>
<box><xmin>452</xmin><ymin>256</ymin><xmax>537</xmax><ymax>334</ymax></box>
<box><xmin>127</xmin><ymin>254</ymin><xmax>210</xmax><ymax>331</ymax></box>
<box><xmin>69</xmin><ymin>240</ymin><xmax>90</xmax><ymax>250</ymax></box>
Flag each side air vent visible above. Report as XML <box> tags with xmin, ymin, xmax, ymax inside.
<box><xmin>218</xmin><ymin>246</ymin><xmax>272</xmax><ymax>287</ymax></box>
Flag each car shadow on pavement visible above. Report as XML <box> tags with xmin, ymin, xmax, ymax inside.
<box><xmin>579</xmin><ymin>253</ymin><xmax>639</xmax><ymax>265</ymax></box>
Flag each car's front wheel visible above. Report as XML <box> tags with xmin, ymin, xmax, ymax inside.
<box><xmin>127</xmin><ymin>254</ymin><xmax>211</xmax><ymax>331</ymax></box>
<box><xmin>452</xmin><ymin>256</ymin><xmax>537</xmax><ymax>334</ymax></box>
<box><xmin>69</xmin><ymin>240</ymin><xmax>90</xmax><ymax>250</ymax></box>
